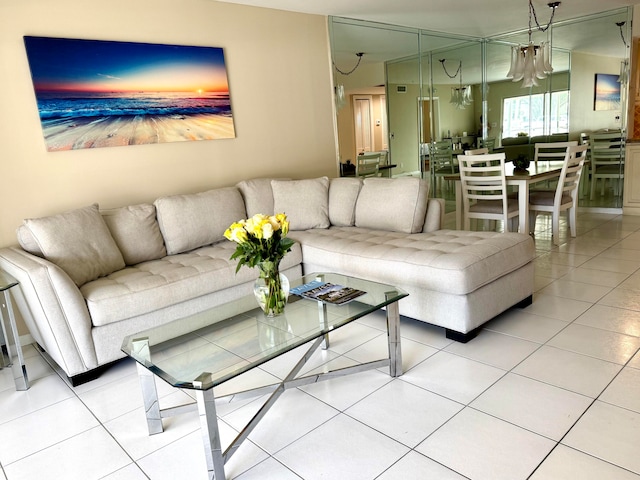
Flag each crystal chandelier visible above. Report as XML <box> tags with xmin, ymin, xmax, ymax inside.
<box><xmin>506</xmin><ymin>1</ymin><xmax>560</xmax><ymax>88</ymax></box>
<box><xmin>440</xmin><ymin>59</ymin><xmax>472</xmax><ymax>109</ymax></box>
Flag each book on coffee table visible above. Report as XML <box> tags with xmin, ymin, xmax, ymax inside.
<box><xmin>290</xmin><ymin>280</ymin><xmax>366</xmax><ymax>305</ymax></box>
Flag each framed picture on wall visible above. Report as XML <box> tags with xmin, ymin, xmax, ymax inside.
<box><xmin>593</xmin><ymin>73</ymin><xmax>621</xmax><ymax>111</ymax></box>
<box><xmin>23</xmin><ymin>36</ymin><xmax>236</xmax><ymax>151</ymax></box>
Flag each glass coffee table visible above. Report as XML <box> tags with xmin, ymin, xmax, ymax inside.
<box><xmin>122</xmin><ymin>272</ymin><xmax>407</xmax><ymax>480</ymax></box>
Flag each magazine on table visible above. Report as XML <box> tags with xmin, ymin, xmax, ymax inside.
<box><xmin>290</xmin><ymin>280</ymin><xmax>366</xmax><ymax>305</ymax></box>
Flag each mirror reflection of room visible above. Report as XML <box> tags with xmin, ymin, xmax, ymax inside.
<box><xmin>330</xmin><ymin>6</ymin><xmax>631</xmax><ymax>212</ymax></box>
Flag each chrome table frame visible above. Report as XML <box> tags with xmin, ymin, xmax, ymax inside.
<box><xmin>128</xmin><ymin>285</ymin><xmax>403</xmax><ymax>480</ymax></box>
<box><xmin>0</xmin><ymin>271</ymin><xmax>29</xmax><ymax>391</ymax></box>
<box><xmin>448</xmin><ymin>161</ymin><xmax>566</xmax><ymax>234</ymax></box>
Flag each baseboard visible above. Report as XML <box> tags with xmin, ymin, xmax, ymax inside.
<box><xmin>19</xmin><ymin>333</ymin><xmax>34</xmax><ymax>347</ymax></box>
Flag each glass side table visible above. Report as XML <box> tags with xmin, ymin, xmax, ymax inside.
<box><xmin>0</xmin><ymin>271</ymin><xmax>29</xmax><ymax>390</ymax></box>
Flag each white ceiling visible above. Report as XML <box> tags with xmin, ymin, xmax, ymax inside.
<box><xmin>216</xmin><ymin>0</ymin><xmax>633</xmax><ymax>85</ymax></box>
<box><xmin>216</xmin><ymin>0</ymin><xmax>635</xmax><ymax>38</ymax></box>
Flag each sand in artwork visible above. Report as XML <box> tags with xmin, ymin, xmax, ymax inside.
<box><xmin>42</xmin><ymin>112</ymin><xmax>235</xmax><ymax>151</ymax></box>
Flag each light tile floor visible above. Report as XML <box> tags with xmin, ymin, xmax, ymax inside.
<box><xmin>2</xmin><ymin>210</ymin><xmax>640</xmax><ymax>479</ymax></box>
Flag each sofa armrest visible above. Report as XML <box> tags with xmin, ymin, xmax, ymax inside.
<box><xmin>423</xmin><ymin>198</ymin><xmax>445</xmax><ymax>232</ymax></box>
<box><xmin>0</xmin><ymin>247</ymin><xmax>98</xmax><ymax>377</ymax></box>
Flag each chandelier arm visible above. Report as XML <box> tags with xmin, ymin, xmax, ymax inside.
<box><xmin>334</xmin><ymin>52</ymin><xmax>364</xmax><ymax>76</ymax></box>
<box><xmin>617</xmin><ymin>21</ymin><xmax>628</xmax><ymax>48</ymax></box>
<box><xmin>529</xmin><ymin>0</ymin><xmax>559</xmax><ymax>34</ymax></box>
<box><xmin>439</xmin><ymin>59</ymin><xmax>462</xmax><ymax>79</ymax></box>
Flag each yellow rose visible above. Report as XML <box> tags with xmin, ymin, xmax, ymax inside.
<box><xmin>245</xmin><ymin>216</ymin><xmax>262</xmax><ymax>238</ymax></box>
<box><xmin>262</xmin><ymin>222</ymin><xmax>274</xmax><ymax>239</ymax></box>
<box><xmin>268</xmin><ymin>215</ymin><xmax>281</xmax><ymax>231</ymax></box>
<box><xmin>224</xmin><ymin>223</ymin><xmax>248</xmax><ymax>243</ymax></box>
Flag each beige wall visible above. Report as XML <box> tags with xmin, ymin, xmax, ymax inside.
<box><xmin>570</xmin><ymin>52</ymin><xmax>625</xmax><ymax>137</ymax></box>
<box><xmin>0</xmin><ymin>0</ymin><xmax>337</xmax><ymax>249</ymax></box>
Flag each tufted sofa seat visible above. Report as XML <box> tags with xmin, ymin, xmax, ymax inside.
<box><xmin>0</xmin><ymin>175</ymin><xmax>534</xmax><ymax>384</ymax></box>
<box><xmin>289</xmin><ymin>227</ymin><xmax>533</xmax><ymax>337</ymax></box>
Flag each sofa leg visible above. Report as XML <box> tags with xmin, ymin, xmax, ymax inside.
<box><xmin>446</xmin><ymin>325</ymin><xmax>481</xmax><ymax>343</ymax></box>
<box><xmin>67</xmin><ymin>366</ymin><xmax>111</xmax><ymax>387</ymax></box>
<box><xmin>515</xmin><ymin>294</ymin><xmax>533</xmax><ymax>308</ymax></box>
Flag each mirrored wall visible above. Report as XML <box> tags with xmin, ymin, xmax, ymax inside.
<box><xmin>330</xmin><ymin>6</ymin><xmax>631</xmax><ymax>209</ymax></box>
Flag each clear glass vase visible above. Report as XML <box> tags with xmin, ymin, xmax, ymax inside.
<box><xmin>253</xmin><ymin>261</ymin><xmax>290</xmax><ymax>317</ymax></box>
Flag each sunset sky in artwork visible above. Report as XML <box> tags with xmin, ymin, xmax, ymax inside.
<box><xmin>595</xmin><ymin>73</ymin><xmax>620</xmax><ymax>96</ymax></box>
<box><xmin>24</xmin><ymin>36</ymin><xmax>230</xmax><ymax>94</ymax></box>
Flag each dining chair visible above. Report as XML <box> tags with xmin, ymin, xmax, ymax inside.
<box><xmin>532</xmin><ymin>141</ymin><xmax>578</xmax><ymax>190</ymax></box>
<box><xmin>533</xmin><ymin>141</ymin><xmax>578</xmax><ymax>163</ymax></box>
<box><xmin>589</xmin><ymin>132</ymin><xmax>624</xmax><ymax>200</ymax></box>
<box><xmin>458</xmin><ymin>152</ymin><xmax>519</xmax><ymax>232</ymax></box>
<box><xmin>578</xmin><ymin>133</ymin><xmax>591</xmax><ymax>197</ymax></box>
<box><xmin>479</xmin><ymin>137</ymin><xmax>496</xmax><ymax>153</ymax></box>
<box><xmin>430</xmin><ymin>140</ymin><xmax>456</xmax><ymax>193</ymax></box>
<box><xmin>464</xmin><ymin>147</ymin><xmax>489</xmax><ymax>156</ymax></box>
<box><xmin>356</xmin><ymin>153</ymin><xmax>381</xmax><ymax>177</ymax></box>
<box><xmin>529</xmin><ymin>144</ymin><xmax>588</xmax><ymax>245</ymax></box>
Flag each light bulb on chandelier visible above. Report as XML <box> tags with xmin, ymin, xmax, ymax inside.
<box><xmin>440</xmin><ymin>59</ymin><xmax>472</xmax><ymax>109</ymax></box>
<box><xmin>506</xmin><ymin>1</ymin><xmax>560</xmax><ymax>88</ymax></box>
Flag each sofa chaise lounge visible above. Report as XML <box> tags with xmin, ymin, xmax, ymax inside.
<box><xmin>0</xmin><ymin>176</ymin><xmax>535</xmax><ymax>385</ymax></box>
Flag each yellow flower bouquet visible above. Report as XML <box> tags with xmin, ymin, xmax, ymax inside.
<box><xmin>224</xmin><ymin>213</ymin><xmax>294</xmax><ymax>316</ymax></box>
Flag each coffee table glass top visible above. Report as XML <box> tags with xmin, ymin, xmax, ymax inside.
<box><xmin>122</xmin><ymin>273</ymin><xmax>407</xmax><ymax>391</ymax></box>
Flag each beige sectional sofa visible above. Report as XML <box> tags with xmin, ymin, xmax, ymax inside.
<box><xmin>0</xmin><ymin>176</ymin><xmax>534</xmax><ymax>385</ymax></box>
<box><xmin>501</xmin><ymin>133</ymin><xmax>570</xmax><ymax>161</ymax></box>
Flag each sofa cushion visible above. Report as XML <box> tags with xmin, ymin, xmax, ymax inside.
<box><xmin>288</xmin><ymin>227</ymin><xmax>533</xmax><ymax>296</ymax></box>
<box><xmin>236</xmin><ymin>178</ymin><xmax>289</xmax><ymax>217</ymax></box>
<box><xmin>101</xmin><ymin>204</ymin><xmax>167</xmax><ymax>265</ymax></box>
<box><xmin>82</xmin><ymin>241</ymin><xmax>303</xmax><ymax>326</ymax></box>
<box><xmin>23</xmin><ymin>204</ymin><xmax>125</xmax><ymax>286</ymax></box>
<box><xmin>16</xmin><ymin>225</ymin><xmax>44</xmax><ymax>257</ymax></box>
<box><xmin>329</xmin><ymin>177</ymin><xmax>362</xmax><ymax>227</ymax></box>
<box><xmin>355</xmin><ymin>177</ymin><xmax>429</xmax><ymax>233</ymax></box>
<box><xmin>154</xmin><ymin>187</ymin><xmax>247</xmax><ymax>255</ymax></box>
<box><xmin>272</xmin><ymin>177</ymin><xmax>330</xmax><ymax>230</ymax></box>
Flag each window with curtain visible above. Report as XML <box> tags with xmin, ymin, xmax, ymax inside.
<box><xmin>502</xmin><ymin>91</ymin><xmax>570</xmax><ymax>138</ymax></box>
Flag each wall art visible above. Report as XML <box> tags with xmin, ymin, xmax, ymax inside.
<box><xmin>593</xmin><ymin>73</ymin><xmax>621</xmax><ymax>111</ymax></box>
<box><xmin>24</xmin><ymin>36</ymin><xmax>235</xmax><ymax>151</ymax></box>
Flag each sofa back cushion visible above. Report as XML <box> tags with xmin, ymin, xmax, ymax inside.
<box><xmin>101</xmin><ymin>204</ymin><xmax>167</xmax><ymax>265</ymax></box>
<box><xmin>355</xmin><ymin>177</ymin><xmax>429</xmax><ymax>233</ymax></box>
<box><xmin>236</xmin><ymin>178</ymin><xmax>290</xmax><ymax>217</ymax></box>
<box><xmin>16</xmin><ymin>224</ymin><xmax>44</xmax><ymax>257</ymax></box>
<box><xmin>328</xmin><ymin>177</ymin><xmax>362</xmax><ymax>227</ymax></box>
<box><xmin>23</xmin><ymin>204</ymin><xmax>126</xmax><ymax>286</ymax></box>
<box><xmin>155</xmin><ymin>187</ymin><xmax>247</xmax><ymax>255</ymax></box>
<box><xmin>271</xmin><ymin>177</ymin><xmax>330</xmax><ymax>230</ymax></box>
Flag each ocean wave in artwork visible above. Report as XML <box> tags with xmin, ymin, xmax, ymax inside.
<box><xmin>35</xmin><ymin>91</ymin><xmax>236</xmax><ymax>151</ymax></box>
<box><xmin>36</xmin><ymin>91</ymin><xmax>232</xmax><ymax>120</ymax></box>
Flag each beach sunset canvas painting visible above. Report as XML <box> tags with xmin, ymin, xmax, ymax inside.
<box><xmin>593</xmin><ymin>73</ymin><xmax>621</xmax><ymax>111</ymax></box>
<box><xmin>24</xmin><ymin>36</ymin><xmax>235</xmax><ymax>151</ymax></box>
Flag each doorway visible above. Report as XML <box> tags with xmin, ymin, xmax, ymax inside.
<box><xmin>353</xmin><ymin>95</ymin><xmax>374</xmax><ymax>157</ymax></box>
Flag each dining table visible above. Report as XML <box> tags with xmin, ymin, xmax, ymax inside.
<box><xmin>445</xmin><ymin>160</ymin><xmax>566</xmax><ymax>234</ymax></box>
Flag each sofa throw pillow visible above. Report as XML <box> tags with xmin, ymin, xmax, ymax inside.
<box><xmin>23</xmin><ymin>204</ymin><xmax>126</xmax><ymax>286</ymax></box>
<box><xmin>236</xmin><ymin>177</ymin><xmax>290</xmax><ymax>218</ymax></box>
<box><xmin>271</xmin><ymin>177</ymin><xmax>330</xmax><ymax>230</ymax></box>
<box><xmin>328</xmin><ymin>177</ymin><xmax>362</xmax><ymax>227</ymax></box>
<box><xmin>355</xmin><ymin>177</ymin><xmax>429</xmax><ymax>233</ymax></box>
<box><xmin>101</xmin><ymin>204</ymin><xmax>167</xmax><ymax>265</ymax></box>
<box><xmin>16</xmin><ymin>225</ymin><xmax>44</xmax><ymax>257</ymax></box>
<box><xmin>154</xmin><ymin>187</ymin><xmax>247</xmax><ymax>255</ymax></box>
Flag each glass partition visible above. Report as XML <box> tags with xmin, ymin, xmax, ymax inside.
<box><xmin>329</xmin><ymin>7</ymin><xmax>632</xmax><ymax>209</ymax></box>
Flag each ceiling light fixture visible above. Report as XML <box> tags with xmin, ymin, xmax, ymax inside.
<box><xmin>333</xmin><ymin>52</ymin><xmax>364</xmax><ymax>111</ymax></box>
<box><xmin>616</xmin><ymin>21</ymin><xmax>629</xmax><ymax>85</ymax></box>
<box><xmin>334</xmin><ymin>52</ymin><xmax>365</xmax><ymax>76</ymax></box>
<box><xmin>506</xmin><ymin>0</ymin><xmax>560</xmax><ymax>88</ymax></box>
<box><xmin>440</xmin><ymin>59</ymin><xmax>472</xmax><ymax>109</ymax></box>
